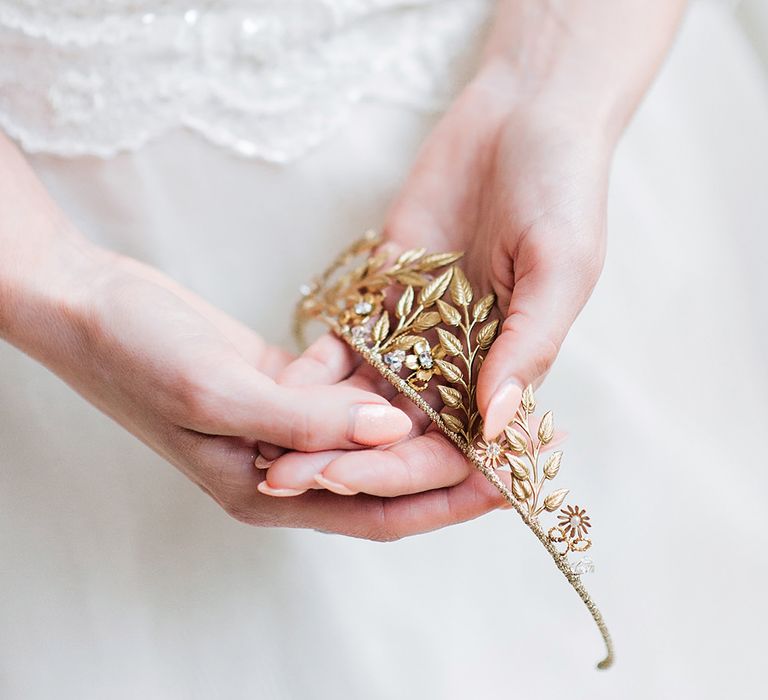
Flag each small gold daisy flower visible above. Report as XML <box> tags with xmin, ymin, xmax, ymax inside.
<box><xmin>340</xmin><ymin>292</ymin><xmax>383</xmax><ymax>326</ymax></box>
<box><xmin>405</xmin><ymin>339</ymin><xmax>446</xmax><ymax>389</ymax></box>
<box><xmin>475</xmin><ymin>438</ymin><xmax>505</xmax><ymax>469</ymax></box>
<box><xmin>558</xmin><ymin>505</ymin><xmax>591</xmax><ymax>539</ymax></box>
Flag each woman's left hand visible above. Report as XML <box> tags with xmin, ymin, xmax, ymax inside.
<box><xmin>259</xmin><ymin>66</ymin><xmax>608</xmax><ymax>499</ymax></box>
<box><xmin>385</xmin><ymin>67</ymin><xmax>610</xmax><ymax>439</ymax></box>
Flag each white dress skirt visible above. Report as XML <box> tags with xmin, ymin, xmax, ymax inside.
<box><xmin>1</xmin><ymin>1</ymin><xmax>767</xmax><ymax>697</ymax></box>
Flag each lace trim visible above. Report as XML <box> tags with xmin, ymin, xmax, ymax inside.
<box><xmin>0</xmin><ymin>0</ymin><xmax>492</xmax><ymax>161</ymax></box>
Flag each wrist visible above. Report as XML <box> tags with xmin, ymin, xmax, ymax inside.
<box><xmin>1</xmin><ymin>226</ymin><xmax>113</xmax><ymax>365</ymax></box>
<box><xmin>472</xmin><ymin>0</ymin><xmax>685</xmax><ymax>151</ymax></box>
<box><xmin>465</xmin><ymin>60</ymin><xmax>622</xmax><ymax>155</ymax></box>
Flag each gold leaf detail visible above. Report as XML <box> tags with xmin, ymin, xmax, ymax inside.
<box><xmin>476</xmin><ymin>319</ymin><xmax>499</xmax><ymax>350</ymax></box>
<box><xmin>538</xmin><ymin>411</ymin><xmax>554</xmax><ymax>444</ymax></box>
<box><xmin>438</xmin><ymin>385</ymin><xmax>463</xmax><ymax>408</ymax></box>
<box><xmin>363</xmin><ymin>252</ymin><xmax>385</xmax><ymax>271</ymax></box>
<box><xmin>394</xmin><ymin>271</ymin><xmax>429</xmax><ymax>287</ymax></box>
<box><xmin>543</xmin><ymin>451</ymin><xmax>563</xmax><ymax>480</ymax></box>
<box><xmin>506</xmin><ymin>455</ymin><xmax>530</xmax><ymax>480</ymax></box>
<box><xmin>503</xmin><ymin>427</ymin><xmax>528</xmax><ymax>454</ymax></box>
<box><xmin>436</xmin><ymin>299</ymin><xmax>461</xmax><ymax>326</ymax></box>
<box><xmin>472</xmin><ymin>293</ymin><xmax>495</xmax><ymax>322</ymax></box>
<box><xmin>412</xmin><ymin>311</ymin><xmax>441</xmax><ymax>332</ymax></box>
<box><xmin>396</xmin><ymin>286</ymin><xmax>414</xmax><ymax>318</ymax></box>
<box><xmin>441</xmin><ymin>412</ymin><xmax>465</xmax><ymax>433</ymax></box>
<box><xmin>361</xmin><ymin>274</ymin><xmax>388</xmax><ymax>289</ymax></box>
<box><xmin>393</xmin><ymin>334</ymin><xmax>422</xmax><ymax>350</ymax></box>
<box><xmin>418</xmin><ymin>268</ymin><xmax>454</xmax><ymax>308</ymax></box>
<box><xmin>512</xmin><ymin>478</ymin><xmax>532</xmax><ymax>500</ymax></box>
<box><xmin>417</xmin><ymin>251</ymin><xmax>463</xmax><ymax>271</ymax></box>
<box><xmin>372</xmin><ymin>311</ymin><xmax>390</xmax><ymax>343</ymax></box>
<box><xmin>434</xmin><ymin>359</ymin><xmax>463</xmax><ymax>384</ymax></box>
<box><xmin>522</xmin><ymin>384</ymin><xmax>536</xmax><ymax>414</ymax></box>
<box><xmin>436</xmin><ymin>328</ymin><xmax>463</xmax><ymax>356</ymax></box>
<box><xmin>544</xmin><ymin>488</ymin><xmax>569</xmax><ymax>512</ymax></box>
<box><xmin>449</xmin><ymin>266</ymin><xmax>473</xmax><ymax>306</ymax></box>
<box><xmin>396</xmin><ymin>248</ymin><xmax>426</xmax><ymax>266</ymax></box>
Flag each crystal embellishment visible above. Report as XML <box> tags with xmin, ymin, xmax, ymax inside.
<box><xmin>417</xmin><ymin>351</ymin><xmax>434</xmax><ymax>369</ymax></box>
<box><xmin>383</xmin><ymin>349</ymin><xmax>406</xmax><ymax>373</ymax></box>
<box><xmin>354</xmin><ymin>300</ymin><xmax>374</xmax><ymax>316</ymax></box>
<box><xmin>350</xmin><ymin>325</ymin><xmax>370</xmax><ymax>343</ymax></box>
<box><xmin>570</xmin><ymin>557</ymin><xmax>595</xmax><ymax>576</ymax></box>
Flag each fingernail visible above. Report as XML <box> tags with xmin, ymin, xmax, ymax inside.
<box><xmin>257</xmin><ymin>481</ymin><xmax>306</xmax><ymax>497</ymax></box>
<box><xmin>483</xmin><ymin>380</ymin><xmax>523</xmax><ymax>440</ymax></box>
<box><xmin>253</xmin><ymin>453</ymin><xmax>273</xmax><ymax>469</ymax></box>
<box><xmin>350</xmin><ymin>404</ymin><xmax>412</xmax><ymax>446</ymax></box>
<box><xmin>314</xmin><ymin>473</ymin><xmax>358</xmax><ymax>496</ymax></box>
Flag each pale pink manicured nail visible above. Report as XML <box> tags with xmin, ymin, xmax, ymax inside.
<box><xmin>257</xmin><ymin>481</ymin><xmax>306</xmax><ymax>497</ymax></box>
<box><xmin>350</xmin><ymin>404</ymin><xmax>412</xmax><ymax>446</ymax></box>
<box><xmin>483</xmin><ymin>380</ymin><xmax>523</xmax><ymax>440</ymax></box>
<box><xmin>314</xmin><ymin>473</ymin><xmax>358</xmax><ymax>496</ymax></box>
<box><xmin>253</xmin><ymin>454</ymin><xmax>273</xmax><ymax>469</ymax></box>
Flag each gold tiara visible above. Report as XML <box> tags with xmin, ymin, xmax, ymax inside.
<box><xmin>294</xmin><ymin>231</ymin><xmax>614</xmax><ymax>669</ymax></box>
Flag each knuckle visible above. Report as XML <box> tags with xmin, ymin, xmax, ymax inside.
<box><xmin>225</xmin><ymin>503</ymin><xmax>269</xmax><ymax>528</ymax></box>
<box><xmin>364</xmin><ymin>501</ymin><xmax>403</xmax><ymax>542</ymax></box>
<box><xmin>564</xmin><ymin>235</ymin><xmax>605</xmax><ymax>286</ymax></box>
<box><xmin>442</xmin><ymin>487</ymin><xmax>460</xmax><ymax>525</ymax></box>
<box><xmin>388</xmin><ymin>451</ymin><xmax>416</xmax><ymax>494</ymax></box>
<box><xmin>288</xmin><ymin>410</ymin><xmax>321</xmax><ymax>451</ymax></box>
<box><xmin>530</xmin><ymin>335</ymin><xmax>560</xmax><ymax>377</ymax></box>
<box><xmin>221</xmin><ymin>499</ymin><xmax>256</xmax><ymax>525</ymax></box>
<box><xmin>218</xmin><ymin>487</ymin><xmax>274</xmax><ymax>528</ymax></box>
<box><xmin>576</xmin><ymin>248</ymin><xmax>604</xmax><ymax>286</ymax></box>
<box><xmin>171</xmin><ymin>373</ymin><xmax>222</xmax><ymax>427</ymax></box>
<box><xmin>367</xmin><ymin>528</ymin><xmax>402</xmax><ymax>543</ymax></box>
<box><xmin>197</xmin><ymin>481</ymin><xmax>254</xmax><ymax>524</ymax></box>
<box><xmin>282</xmin><ymin>355</ymin><xmax>328</xmax><ymax>385</ymax></box>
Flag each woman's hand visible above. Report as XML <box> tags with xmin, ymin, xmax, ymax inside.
<box><xmin>384</xmin><ymin>71</ymin><xmax>609</xmax><ymax>439</ymax></box>
<box><xmin>10</xmin><ymin>242</ymin><xmax>508</xmax><ymax>538</ymax></box>
<box><xmin>1</xmin><ymin>134</ymin><xmax>508</xmax><ymax>539</ymax></box>
<box><xmin>254</xmin><ymin>74</ymin><xmax>611</xmax><ymax>502</ymax></box>
<box><xmin>5</xmin><ymin>240</ymin><xmax>434</xmax><ymax>527</ymax></box>
<box><xmin>253</xmin><ymin>140</ymin><xmax>597</xmax><ymax>500</ymax></box>
<box><xmin>258</xmin><ymin>0</ymin><xmax>689</xmax><ymax>499</ymax></box>
<box><xmin>248</xmin><ymin>332</ymin><xmax>516</xmax><ymax>532</ymax></box>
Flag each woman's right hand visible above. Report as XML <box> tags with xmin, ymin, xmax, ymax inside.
<box><xmin>1</xmin><ymin>134</ymin><xmax>507</xmax><ymax>539</ymax></box>
<box><xmin>3</xmin><ymin>216</ymin><xmax>450</xmax><ymax>536</ymax></box>
<box><xmin>6</xmin><ymin>231</ymin><xmax>513</xmax><ymax>539</ymax></box>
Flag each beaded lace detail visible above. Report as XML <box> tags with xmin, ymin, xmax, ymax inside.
<box><xmin>0</xmin><ymin>0</ymin><xmax>492</xmax><ymax>161</ymax></box>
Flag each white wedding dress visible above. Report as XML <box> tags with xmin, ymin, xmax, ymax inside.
<box><xmin>1</xmin><ymin>1</ymin><xmax>767</xmax><ymax>698</ymax></box>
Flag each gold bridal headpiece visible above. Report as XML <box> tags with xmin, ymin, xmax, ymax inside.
<box><xmin>294</xmin><ymin>231</ymin><xmax>613</xmax><ymax>670</ymax></box>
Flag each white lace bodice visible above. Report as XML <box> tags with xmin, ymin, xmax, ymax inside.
<box><xmin>0</xmin><ymin>0</ymin><xmax>492</xmax><ymax>161</ymax></box>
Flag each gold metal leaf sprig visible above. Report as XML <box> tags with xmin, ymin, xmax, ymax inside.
<box><xmin>294</xmin><ymin>232</ymin><xmax>613</xmax><ymax>670</ymax></box>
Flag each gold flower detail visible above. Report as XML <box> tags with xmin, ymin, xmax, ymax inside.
<box><xmin>558</xmin><ymin>505</ymin><xmax>591</xmax><ymax>539</ymax></box>
<box><xmin>404</xmin><ymin>339</ymin><xmax>446</xmax><ymax>390</ymax></box>
<box><xmin>340</xmin><ymin>292</ymin><xmax>383</xmax><ymax>327</ymax></box>
<box><xmin>475</xmin><ymin>438</ymin><xmax>505</xmax><ymax>469</ymax></box>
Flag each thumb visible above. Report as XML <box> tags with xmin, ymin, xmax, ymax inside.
<box><xmin>476</xmin><ymin>266</ymin><xmax>582</xmax><ymax>440</ymax></box>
